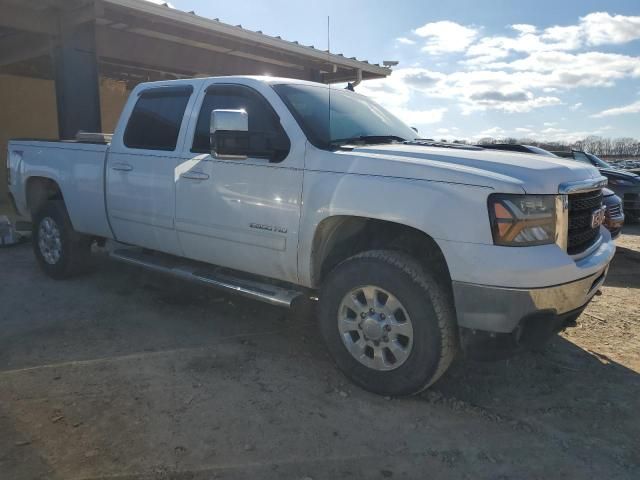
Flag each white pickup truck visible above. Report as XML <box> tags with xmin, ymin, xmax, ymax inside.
<box><xmin>7</xmin><ymin>76</ymin><xmax>615</xmax><ymax>395</ymax></box>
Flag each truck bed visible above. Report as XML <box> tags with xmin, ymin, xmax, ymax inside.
<box><xmin>8</xmin><ymin>139</ymin><xmax>113</xmax><ymax>239</ymax></box>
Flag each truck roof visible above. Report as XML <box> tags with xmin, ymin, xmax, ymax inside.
<box><xmin>134</xmin><ymin>75</ymin><xmax>326</xmax><ymax>91</ymax></box>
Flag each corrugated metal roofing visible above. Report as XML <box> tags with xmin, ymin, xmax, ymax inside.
<box><xmin>135</xmin><ymin>0</ymin><xmax>389</xmax><ymax>72</ymax></box>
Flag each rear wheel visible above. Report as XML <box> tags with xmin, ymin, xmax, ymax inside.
<box><xmin>32</xmin><ymin>201</ymin><xmax>92</xmax><ymax>279</ymax></box>
<box><xmin>318</xmin><ymin>250</ymin><xmax>457</xmax><ymax>396</ymax></box>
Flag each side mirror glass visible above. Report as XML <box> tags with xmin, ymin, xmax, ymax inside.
<box><xmin>210</xmin><ymin>109</ymin><xmax>249</xmax><ymax>159</ymax></box>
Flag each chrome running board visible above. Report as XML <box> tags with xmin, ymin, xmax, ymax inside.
<box><xmin>109</xmin><ymin>248</ymin><xmax>303</xmax><ymax>307</ymax></box>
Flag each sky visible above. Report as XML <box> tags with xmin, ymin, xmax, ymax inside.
<box><xmin>164</xmin><ymin>0</ymin><xmax>639</xmax><ymax>142</ymax></box>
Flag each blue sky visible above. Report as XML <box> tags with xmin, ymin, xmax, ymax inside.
<box><xmin>167</xmin><ymin>0</ymin><xmax>639</xmax><ymax>142</ymax></box>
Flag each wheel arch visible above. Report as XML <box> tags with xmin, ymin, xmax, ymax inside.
<box><xmin>25</xmin><ymin>176</ymin><xmax>65</xmax><ymax>215</ymax></box>
<box><xmin>310</xmin><ymin>215</ymin><xmax>452</xmax><ymax>290</ymax></box>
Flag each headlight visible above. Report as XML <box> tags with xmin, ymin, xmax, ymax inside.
<box><xmin>488</xmin><ymin>194</ymin><xmax>556</xmax><ymax>246</ymax></box>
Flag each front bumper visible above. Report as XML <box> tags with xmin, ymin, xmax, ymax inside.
<box><xmin>452</xmin><ymin>265</ymin><xmax>608</xmax><ymax>334</ymax></box>
<box><xmin>459</xmin><ymin>306</ymin><xmax>586</xmax><ymax>360</ymax></box>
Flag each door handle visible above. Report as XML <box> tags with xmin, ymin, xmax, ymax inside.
<box><xmin>180</xmin><ymin>171</ymin><xmax>210</xmax><ymax>180</ymax></box>
<box><xmin>112</xmin><ymin>162</ymin><xmax>133</xmax><ymax>172</ymax></box>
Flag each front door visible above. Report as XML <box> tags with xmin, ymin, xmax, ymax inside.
<box><xmin>175</xmin><ymin>84</ymin><xmax>303</xmax><ymax>283</ymax></box>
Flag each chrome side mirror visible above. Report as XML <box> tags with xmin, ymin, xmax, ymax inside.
<box><xmin>210</xmin><ymin>109</ymin><xmax>249</xmax><ymax>159</ymax></box>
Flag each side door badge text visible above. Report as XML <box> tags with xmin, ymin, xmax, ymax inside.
<box><xmin>250</xmin><ymin>223</ymin><xmax>288</xmax><ymax>234</ymax></box>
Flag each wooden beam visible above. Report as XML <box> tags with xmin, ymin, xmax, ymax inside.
<box><xmin>322</xmin><ymin>70</ymin><xmax>360</xmax><ymax>84</ymax></box>
<box><xmin>102</xmin><ymin>0</ymin><xmax>390</xmax><ymax>77</ymax></box>
<box><xmin>100</xmin><ymin>4</ymin><xmax>345</xmax><ymax>74</ymax></box>
<box><xmin>96</xmin><ymin>27</ymin><xmax>306</xmax><ymax>79</ymax></box>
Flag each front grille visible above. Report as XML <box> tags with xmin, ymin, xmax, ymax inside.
<box><xmin>567</xmin><ymin>189</ymin><xmax>603</xmax><ymax>255</ymax></box>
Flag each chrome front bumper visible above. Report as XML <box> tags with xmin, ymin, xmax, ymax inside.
<box><xmin>452</xmin><ymin>266</ymin><xmax>608</xmax><ymax>333</ymax></box>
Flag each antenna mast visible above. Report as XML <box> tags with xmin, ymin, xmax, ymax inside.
<box><xmin>327</xmin><ymin>15</ymin><xmax>331</xmax><ymax>144</ymax></box>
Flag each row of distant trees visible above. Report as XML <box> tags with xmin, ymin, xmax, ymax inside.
<box><xmin>453</xmin><ymin>135</ymin><xmax>640</xmax><ymax>158</ymax></box>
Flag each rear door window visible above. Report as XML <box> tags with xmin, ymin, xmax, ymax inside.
<box><xmin>124</xmin><ymin>86</ymin><xmax>192</xmax><ymax>151</ymax></box>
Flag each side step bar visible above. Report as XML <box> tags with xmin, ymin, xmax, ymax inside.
<box><xmin>109</xmin><ymin>248</ymin><xmax>304</xmax><ymax>308</ymax></box>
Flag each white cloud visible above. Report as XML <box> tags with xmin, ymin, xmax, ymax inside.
<box><xmin>462</xmin><ymin>92</ymin><xmax>562</xmax><ymax>114</ymax></box>
<box><xmin>414</xmin><ymin>21</ymin><xmax>478</xmax><ymax>54</ymax></box>
<box><xmin>501</xmin><ymin>51</ymin><xmax>640</xmax><ymax>82</ymax></box>
<box><xmin>357</xmin><ymin>73</ymin><xmax>447</xmax><ymax>129</ymax></box>
<box><xmin>511</xmin><ymin>24</ymin><xmax>537</xmax><ymax>35</ymax></box>
<box><xmin>362</xmin><ymin>12</ymin><xmax>640</xmax><ymax>124</ymax></box>
<box><xmin>361</xmin><ymin>67</ymin><xmax>568</xmax><ymax>114</ymax></box>
<box><xmin>581</xmin><ymin>12</ymin><xmax>640</xmax><ymax>46</ymax></box>
<box><xmin>469</xmin><ymin>126</ymin><xmax>612</xmax><ymax>143</ymax></box>
<box><xmin>539</xmin><ymin>25</ymin><xmax>582</xmax><ymax>50</ymax></box>
<box><xmin>591</xmin><ymin>100</ymin><xmax>640</xmax><ymax>118</ymax></box>
<box><xmin>471</xmin><ymin>127</ymin><xmax>507</xmax><ymax>140</ymax></box>
<box><xmin>388</xmin><ymin>107</ymin><xmax>447</xmax><ymax>126</ymax></box>
<box><xmin>465</xmin><ymin>12</ymin><xmax>640</xmax><ymax>64</ymax></box>
<box><xmin>144</xmin><ymin>0</ymin><xmax>175</xmax><ymax>7</ymax></box>
<box><xmin>531</xmin><ymin>129</ymin><xmax>609</xmax><ymax>143</ymax></box>
<box><xmin>396</xmin><ymin>37</ymin><xmax>416</xmax><ymax>45</ymax></box>
<box><xmin>465</xmin><ymin>27</ymin><xmax>581</xmax><ymax>64</ymax></box>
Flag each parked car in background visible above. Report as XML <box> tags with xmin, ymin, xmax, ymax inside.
<box><xmin>602</xmin><ymin>189</ymin><xmax>624</xmax><ymax>239</ymax></box>
<box><xmin>480</xmin><ymin>144</ymin><xmax>625</xmax><ymax>237</ymax></box>
<box><xmin>621</xmin><ymin>160</ymin><xmax>640</xmax><ymax>175</ymax></box>
<box><xmin>621</xmin><ymin>160</ymin><xmax>640</xmax><ymax>170</ymax></box>
<box><xmin>552</xmin><ymin>150</ymin><xmax>640</xmax><ymax>222</ymax></box>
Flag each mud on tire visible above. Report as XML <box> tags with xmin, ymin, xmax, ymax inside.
<box><xmin>318</xmin><ymin>250</ymin><xmax>457</xmax><ymax>396</ymax></box>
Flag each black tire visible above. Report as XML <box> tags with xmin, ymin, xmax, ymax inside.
<box><xmin>32</xmin><ymin>200</ymin><xmax>92</xmax><ymax>279</ymax></box>
<box><xmin>319</xmin><ymin>250</ymin><xmax>457</xmax><ymax>396</ymax></box>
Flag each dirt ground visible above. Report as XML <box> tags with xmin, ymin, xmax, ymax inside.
<box><xmin>1</xmin><ymin>226</ymin><xmax>638</xmax><ymax>479</ymax></box>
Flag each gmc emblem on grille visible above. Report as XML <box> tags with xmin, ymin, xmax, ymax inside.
<box><xmin>591</xmin><ymin>207</ymin><xmax>606</xmax><ymax>229</ymax></box>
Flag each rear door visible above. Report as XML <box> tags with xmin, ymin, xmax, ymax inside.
<box><xmin>106</xmin><ymin>84</ymin><xmax>194</xmax><ymax>255</ymax></box>
<box><xmin>174</xmin><ymin>82</ymin><xmax>304</xmax><ymax>283</ymax></box>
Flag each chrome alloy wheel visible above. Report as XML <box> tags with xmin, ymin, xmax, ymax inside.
<box><xmin>337</xmin><ymin>286</ymin><xmax>414</xmax><ymax>371</ymax></box>
<box><xmin>38</xmin><ymin>217</ymin><xmax>62</xmax><ymax>265</ymax></box>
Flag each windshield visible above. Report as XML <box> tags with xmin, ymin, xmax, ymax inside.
<box><xmin>272</xmin><ymin>83</ymin><xmax>418</xmax><ymax>149</ymax></box>
<box><xmin>584</xmin><ymin>152</ymin><xmax>613</xmax><ymax>168</ymax></box>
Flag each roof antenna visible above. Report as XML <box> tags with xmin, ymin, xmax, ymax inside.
<box><xmin>327</xmin><ymin>15</ymin><xmax>332</xmax><ymax>143</ymax></box>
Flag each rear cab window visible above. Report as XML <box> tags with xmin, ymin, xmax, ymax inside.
<box><xmin>124</xmin><ymin>86</ymin><xmax>193</xmax><ymax>151</ymax></box>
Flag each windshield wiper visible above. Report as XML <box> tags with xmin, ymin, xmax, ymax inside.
<box><xmin>329</xmin><ymin>135</ymin><xmax>406</xmax><ymax>147</ymax></box>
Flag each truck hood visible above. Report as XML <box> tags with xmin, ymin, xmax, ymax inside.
<box><xmin>340</xmin><ymin>144</ymin><xmax>603</xmax><ymax>194</ymax></box>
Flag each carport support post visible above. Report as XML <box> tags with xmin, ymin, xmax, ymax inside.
<box><xmin>52</xmin><ymin>20</ymin><xmax>102</xmax><ymax>139</ymax></box>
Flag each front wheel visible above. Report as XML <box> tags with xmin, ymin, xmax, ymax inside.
<box><xmin>32</xmin><ymin>200</ymin><xmax>92</xmax><ymax>279</ymax></box>
<box><xmin>318</xmin><ymin>250</ymin><xmax>458</xmax><ymax>396</ymax></box>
